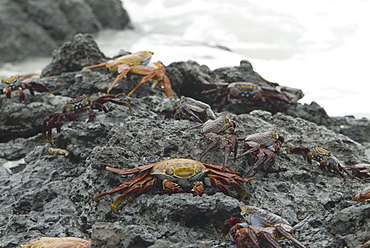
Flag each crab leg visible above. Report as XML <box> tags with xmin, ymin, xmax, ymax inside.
<box><xmin>105</xmin><ymin>164</ymin><xmax>155</xmax><ymax>175</ymax></box>
<box><xmin>261</xmin><ymin>231</ymin><xmax>282</xmax><ymax>248</ymax></box>
<box><xmin>106</xmin><ymin>64</ymin><xmax>131</xmax><ymax>93</ymax></box>
<box><xmin>163</xmin><ymin>180</ymin><xmax>186</xmax><ymax>194</ymax></box>
<box><xmin>111</xmin><ymin>177</ymin><xmax>156</xmax><ymax>213</ymax></box>
<box><xmin>82</xmin><ymin>62</ymin><xmax>108</xmax><ymax>70</ymax></box>
<box><xmin>207</xmin><ymin>174</ymin><xmax>249</xmax><ymax>201</ymax></box>
<box><xmin>331</xmin><ymin>162</ymin><xmax>363</xmax><ymax>182</ymax></box>
<box><xmin>246</xmin><ymin>227</ymin><xmax>262</xmax><ymax>248</ymax></box>
<box><xmin>275</xmin><ymin>225</ymin><xmax>307</xmax><ymax>248</ymax></box>
<box><xmin>160</xmin><ymin>75</ymin><xmax>174</xmax><ymax>97</ymax></box>
<box><xmin>287</xmin><ymin>146</ymin><xmax>313</xmax><ymax>164</ymax></box>
<box><xmin>221</xmin><ymin>217</ymin><xmax>245</xmax><ymax>238</ymax></box>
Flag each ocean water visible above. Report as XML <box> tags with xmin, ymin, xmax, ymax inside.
<box><xmin>1</xmin><ymin>0</ymin><xmax>369</xmax><ymax>119</ymax></box>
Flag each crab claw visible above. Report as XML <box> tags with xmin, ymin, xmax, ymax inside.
<box><xmin>288</xmin><ymin>146</ymin><xmax>313</xmax><ymax>164</ymax></box>
<box><xmin>162</xmin><ymin>180</ymin><xmax>186</xmax><ymax>194</ymax></box>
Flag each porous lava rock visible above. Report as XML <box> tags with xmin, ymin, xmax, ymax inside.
<box><xmin>0</xmin><ymin>34</ymin><xmax>369</xmax><ymax>248</ymax></box>
<box><xmin>0</xmin><ymin>0</ymin><xmax>131</xmax><ymax>63</ymax></box>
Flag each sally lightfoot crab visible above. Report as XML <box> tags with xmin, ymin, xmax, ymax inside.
<box><xmin>221</xmin><ymin>205</ymin><xmax>306</xmax><ymax>248</ymax></box>
<box><xmin>1</xmin><ymin>74</ymin><xmax>52</xmax><ymax>102</ymax></box>
<box><xmin>125</xmin><ymin>62</ymin><xmax>173</xmax><ymax>97</ymax></box>
<box><xmin>198</xmin><ymin>76</ymin><xmax>299</xmax><ymax>112</ymax></box>
<box><xmin>94</xmin><ymin>158</ymin><xmax>255</xmax><ymax>213</ymax></box>
<box><xmin>21</xmin><ymin>237</ymin><xmax>92</xmax><ymax>248</ymax></box>
<box><xmin>198</xmin><ymin>114</ymin><xmax>238</xmax><ymax>169</ymax></box>
<box><xmin>351</xmin><ymin>187</ymin><xmax>370</xmax><ymax>203</ymax></box>
<box><xmin>347</xmin><ymin>163</ymin><xmax>370</xmax><ymax>180</ymax></box>
<box><xmin>43</xmin><ymin>93</ymin><xmax>131</xmax><ymax>144</ymax></box>
<box><xmin>238</xmin><ymin>131</ymin><xmax>284</xmax><ymax>177</ymax></box>
<box><xmin>83</xmin><ymin>51</ymin><xmax>152</xmax><ymax>90</ymax></box>
<box><xmin>173</xmin><ymin>96</ymin><xmax>216</xmax><ymax>123</ymax></box>
<box><xmin>82</xmin><ymin>51</ymin><xmax>173</xmax><ymax>97</ymax></box>
<box><xmin>288</xmin><ymin>145</ymin><xmax>362</xmax><ymax>181</ymax></box>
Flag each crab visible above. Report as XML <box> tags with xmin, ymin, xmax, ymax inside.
<box><xmin>355</xmin><ymin>240</ymin><xmax>370</xmax><ymax>248</ymax></box>
<box><xmin>351</xmin><ymin>187</ymin><xmax>370</xmax><ymax>203</ymax></box>
<box><xmin>83</xmin><ymin>51</ymin><xmax>152</xmax><ymax>90</ymax></box>
<box><xmin>124</xmin><ymin>62</ymin><xmax>173</xmax><ymax>97</ymax></box>
<box><xmin>21</xmin><ymin>237</ymin><xmax>92</xmax><ymax>248</ymax></box>
<box><xmin>82</xmin><ymin>51</ymin><xmax>173</xmax><ymax>97</ymax></box>
<box><xmin>288</xmin><ymin>145</ymin><xmax>362</xmax><ymax>181</ymax></box>
<box><xmin>198</xmin><ymin>76</ymin><xmax>296</xmax><ymax>112</ymax></box>
<box><xmin>42</xmin><ymin>93</ymin><xmax>131</xmax><ymax>144</ymax></box>
<box><xmin>347</xmin><ymin>163</ymin><xmax>370</xmax><ymax>180</ymax></box>
<box><xmin>0</xmin><ymin>74</ymin><xmax>52</xmax><ymax>102</ymax></box>
<box><xmin>94</xmin><ymin>158</ymin><xmax>255</xmax><ymax>213</ymax></box>
<box><xmin>173</xmin><ymin>96</ymin><xmax>216</xmax><ymax>123</ymax></box>
<box><xmin>221</xmin><ymin>205</ymin><xmax>306</xmax><ymax>248</ymax></box>
<box><xmin>237</xmin><ymin>131</ymin><xmax>284</xmax><ymax>177</ymax></box>
<box><xmin>194</xmin><ymin>114</ymin><xmax>238</xmax><ymax>169</ymax></box>
<box><xmin>274</xmin><ymin>85</ymin><xmax>304</xmax><ymax>104</ymax></box>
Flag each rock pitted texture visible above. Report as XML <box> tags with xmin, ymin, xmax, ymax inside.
<box><xmin>0</xmin><ymin>34</ymin><xmax>369</xmax><ymax>248</ymax></box>
<box><xmin>0</xmin><ymin>0</ymin><xmax>131</xmax><ymax>63</ymax></box>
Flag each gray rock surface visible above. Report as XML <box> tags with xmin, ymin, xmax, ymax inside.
<box><xmin>0</xmin><ymin>34</ymin><xmax>369</xmax><ymax>248</ymax></box>
<box><xmin>0</xmin><ymin>0</ymin><xmax>131</xmax><ymax>63</ymax></box>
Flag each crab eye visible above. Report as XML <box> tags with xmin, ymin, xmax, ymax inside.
<box><xmin>166</xmin><ymin>168</ymin><xmax>173</xmax><ymax>175</ymax></box>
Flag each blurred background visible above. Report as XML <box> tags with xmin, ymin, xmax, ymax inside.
<box><xmin>1</xmin><ymin>0</ymin><xmax>369</xmax><ymax>118</ymax></box>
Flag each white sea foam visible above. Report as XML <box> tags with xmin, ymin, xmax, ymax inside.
<box><xmin>1</xmin><ymin>0</ymin><xmax>369</xmax><ymax>118</ymax></box>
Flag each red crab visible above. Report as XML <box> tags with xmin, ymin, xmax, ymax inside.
<box><xmin>1</xmin><ymin>74</ymin><xmax>52</xmax><ymax>102</ymax></box>
<box><xmin>198</xmin><ymin>76</ymin><xmax>301</xmax><ymax>112</ymax></box>
<box><xmin>198</xmin><ymin>114</ymin><xmax>238</xmax><ymax>169</ymax></box>
<box><xmin>238</xmin><ymin>131</ymin><xmax>284</xmax><ymax>177</ymax></box>
<box><xmin>94</xmin><ymin>158</ymin><xmax>255</xmax><ymax>213</ymax></box>
<box><xmin>351</xmin><ymin>187</ymin><xmax>370</xmax><ymax>203</ymax></box>
<box><xmin>42</xmin><ymin>93</ymin><xmax>131</xmax><ymax>144</ymax></box>
<box><xmin>288</xmin><ymin>145</ymin><xmax>362</xmax><ymax>181</ymax></box>
<box><xmin>221</xmin><ymin>205</ymin><xmax>306</xmax><ymax>248</ymax></box>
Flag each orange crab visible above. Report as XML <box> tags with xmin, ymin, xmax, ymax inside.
<box><xmin>125</xmin><ymin>62</ymin><xmax>173</xmax><ymax>97</ymax></box>
<box><xmin>351</xmin><ymin>187</ymin><xmax>370</xmax><ymax>203</ymax></box>
<box><xmin>82</xmin><ymin>51</ymin><xmax>173</xmax><ymax>97</ymax></box>
<box><xmin>21</xmin><ymin>237</ymin><xmax>91</xmax><ymax>248</ymax></box>
<box><xmin>94</xmin><ymin>158</ymin><xmax>255</xmax><ymax>213</ymax></box>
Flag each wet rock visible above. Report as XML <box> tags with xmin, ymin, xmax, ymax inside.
<box><xmin>1</xmin><ymin>35</ymin><xmax>370</xmax><ymax>248</ymax></box>
<box><xmin>0</xmin><ymin>0</ymin><xmax>131</xmax><ymax>63</ymax></box>
<box><xmin>42</xmin><ymin>34</ymin><xmax>106</xmax><ymax>77</ymax></box>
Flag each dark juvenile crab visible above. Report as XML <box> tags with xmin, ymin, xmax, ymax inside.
<box><xmin>197</xmin><ymin>114</ymin><xmax>238</xmax><ymax>169</ymax></box>
<box><xmin>221</xmin><ymin>205</ymin><xmax>306</xmax><ymax>248</ymax></box>
<box><xmin>288</xmin><ymin>145</ymin><xmax>362</xmax><ymax>181</ymax></box>
<box><xmin>0</xmin><ymin>74</ymin><xmax>52</xmax><ymax>102</ymax></box>
<box><xmin>43</xmin><ymin>93</ymin><xmax>131</xmax><ymax>144</ymax></box>
<box><xmin>351</xmin><ymin>187</ymin><xmax>370</xmax><ymax>203</ymax></box>
<box><xmin>173</xmin><ymin>96</ymin><xmax>216</xmax><ymax>123</ymax></box>
<box><xmin>198</xmin><ymin>76</ymin><xmax>301</xmax><ymax>112</ymax></box>
<box><xmin>94</xmin><ymin>158</ymin><xmax>255</xmax><ymax>213</ymax></box>
<box><xmin>238</xmin><ymin>131</ymin><xmax>284</xmax><ymax>177</ymax></box>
